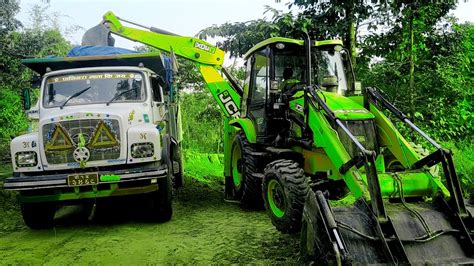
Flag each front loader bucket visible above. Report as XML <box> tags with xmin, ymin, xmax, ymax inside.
<box><xmin>82</xmin><ymin>23</ymin><xmax>115</xmax><ymax>46</ymax></box>
<box><xmin>301</xmin><ymin>190</ymin><xmax>474</xmax><ymax>264</ymax></box>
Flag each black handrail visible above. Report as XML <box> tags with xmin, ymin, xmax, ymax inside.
<box><xmin>365</xmin><ymin>86</ymin><xmax>466</xmax><ymax>215</ymax></box>
<box><xmin>307</xmin><ymin>86</ymin><xmax>386</xmax><ymax>220</ymax></box>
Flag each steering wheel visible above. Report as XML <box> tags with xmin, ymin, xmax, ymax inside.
<box><xmin>283</xmin><ymin>82</ymin><xmax>306</xmax><ymax>97</ymax></box>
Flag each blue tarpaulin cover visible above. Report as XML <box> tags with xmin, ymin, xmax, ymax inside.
<box><xmin>67</xmin><ymin>46</ymin><xmax>140</xmax><ymax>57</ymax></box>
<box><xmin>21</xmin><ymin>46</ymin><xmax>171</xmax><ymax>78</ymax></box>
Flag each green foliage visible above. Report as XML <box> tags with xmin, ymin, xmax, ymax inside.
<box><xmin>10</xmin><ymin>29</ymin><xmax>71</xmax><ymax>58</ymax></box>
<box><xmin>0</xmin><ymin>88</ymin><xmax>30</xmax><ymax>161</ymax></box>
<box><xmin>444</xmin><ymin>141</ymin><xmax>474</xmax><ymax>199</ymax></box>
<box><xmin>176</xmin><ymin>58</ymin><xmax>205</xmax><ymax>91</ymax></box>
<box><xmin>198</xmin><ymin>19</ymin><xmax>273</xmax><ymax>57</ymax></box>
<box><xmin>183</xmin><ymin>149</ymin><xmax>224</xmax><ymax>185</ymax></box>
<box><xmin>0</xmin><ymin>0</ymin><xmax>21</xmax><ymax>36</ymax></box>
<box><xmin>291</xmin><ymin>0</ymin><xmax>392</xmax><ymax>66</ymax></box>
<box><xmin>198</xmin><ymin>7</ymin><xmax>312</xmax><ymax>57</ymax></box>
<box><xmin>361</xmin><ymin>21</ymin><xmax>474</xmax><ymax>141</ymax></box>
<box><xmin>180</xmin><ymin>91</ymin><xmax>224</xmax><ymax>154</ymax></box>
<box><xmin>0</xmin><ymin>2</ymin><xmax>72</xmax><ymax>162</ymax></box>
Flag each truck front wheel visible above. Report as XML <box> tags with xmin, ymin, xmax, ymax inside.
<box><xmin>21</xmin><ymin>202</ymin><xmax>57</xmax><ymax>229</ymax></box>
<box><xmin>148</xmin><ymin>175</ymin><xmax>173</xmax><ymax>222</ymax></box>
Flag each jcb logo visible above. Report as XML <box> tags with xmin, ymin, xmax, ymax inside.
<box><xmin>195</xmin><ymin>42</ymin><xmax>211</xmax><ymax>52</ymax></box>
<box><xmin>218</xmin><ymin>92</ymin><xmax>240</xmax><ymax>118</ymax></box>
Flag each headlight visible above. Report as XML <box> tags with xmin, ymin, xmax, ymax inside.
<box><xmin>131</xmin><ymin>142</ymin><xmax>154</xmax><ymax>158</ymax></box>
<box><xmin>15</xmin><ymin>151</ymin><xmax>38</xmax><ymax>167</ymax></box>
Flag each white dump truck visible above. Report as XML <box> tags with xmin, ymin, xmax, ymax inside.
<box><xmin>4</xmin><ymin>49</ymin><xmax>183</xmax><ymax>229</ymax></box>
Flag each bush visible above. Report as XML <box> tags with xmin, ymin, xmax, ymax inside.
<box><xmin>444</xmin><ymin>141</ymin><xmax>474</xmax><ymax>199</ymax></box>
<box><xmin>180</xmin><ymin>91</ymin><xmax>224</xmax><ymax>154</ymax></box>
<box><xmin>0</xmin><ymin>88</ymin><xmax>29</xmax><ymax>162</ymax></box>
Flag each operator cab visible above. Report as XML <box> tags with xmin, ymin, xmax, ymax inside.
<box><xmin>241</xmin><ymin>38</ymin><xmax>354</xmax><ymax>144</ymax></box>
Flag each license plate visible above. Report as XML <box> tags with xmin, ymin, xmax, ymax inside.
<box><xmin>67</xmin><ymin>173</ymin><xmax>99</xmax><ymax>187</ymax></box>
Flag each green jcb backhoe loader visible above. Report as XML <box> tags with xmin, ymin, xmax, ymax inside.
<box><xmin>82</xmin><ymin>12</ymin><xmax>473</xmax><ymax>263</ymax></box>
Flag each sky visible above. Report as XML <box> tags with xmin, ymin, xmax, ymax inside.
<box><xmin>16</xmin><ymin>0</ymin><xmax>474</xmax><ymax>52</ymax></box>
<box><xmin>16</xmin><ymin>0</ymin><xmax>288</xmax><ymax>49</ymax></box>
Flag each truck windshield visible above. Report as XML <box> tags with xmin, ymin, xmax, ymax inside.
<box><xmin>274</xmin><ymin>47</ymin><xmax>348</xmax><ymax>94</ymax></box>
<box><xmin>43</xmin><ymin>72</ymin><xmax>145</xmax><ymax>108</ymax></box>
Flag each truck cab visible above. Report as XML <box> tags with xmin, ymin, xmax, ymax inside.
<box><xmin>4</xmin><ymin>52</ymin><xmax>182</xmax><ymax>228</ymax></box>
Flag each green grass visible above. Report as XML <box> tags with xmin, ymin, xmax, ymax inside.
<box><xmin>0</xmin><ymin>162</ymin><xmax>23</xmax><ymax>232</ymax></box>
<box><xmin>183</xmin><ymin>149</ymin><xmax>224</xmax><ymax>189</ymax></box>
<box><xmin>0</xmin><ymin>163</ymin><xmax>12</xmax><ymax>181</ymax></box>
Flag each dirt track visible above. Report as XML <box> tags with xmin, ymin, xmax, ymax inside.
<box><xmin>0</xmin><ymin>177</ymin><xmax>300</xmax><ymax>264</ymax></box>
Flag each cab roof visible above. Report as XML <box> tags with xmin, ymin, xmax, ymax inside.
<box><xmin>243</xmin><ymin>37</ymin><xmax>343</xmax><ymax>59</ymax></box>
<box><xmin>21</xmin><ymin>52</ymin><xmax>165</xmax><ymax>76</ymax></box>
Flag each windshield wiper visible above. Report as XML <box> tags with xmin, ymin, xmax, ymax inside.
<box><xmin>60</xmin><ymin>86</ymin><xmax>91</xmax><ymax>109</ymax></box>
<box><xmin>106</xmin><ymin>88</ymin><xmax>137</xmax><ymax>105</ymax></box>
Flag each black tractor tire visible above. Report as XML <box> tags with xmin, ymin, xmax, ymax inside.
<box><xmin>21</xmin><ymin>202</ymin><xmax>57</xmax><ymax>229</ymax></box>
<box><xmin>230</xmin><ymin>132</ymin><xmax>264</xmax><ymax>209</ymax></box>
<box><xmin>148</xmin><ymin>174</ymin><xmax>173</xmax><ymax>222</ymax></box>
<box><xmin>262</xmin><ymin>159</ymin><xmax>309</xmax><ymax>234</ymax></box>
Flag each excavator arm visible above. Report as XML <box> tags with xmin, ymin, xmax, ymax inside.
<box><xmin>84</xmin><ymin>11</ymin><xmax>242</xmax><ymax>118</ymax></box>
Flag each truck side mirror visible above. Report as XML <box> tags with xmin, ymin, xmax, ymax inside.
<box><xmin>22</xmin><ymin>88</ymin><xmax>31</xmax><ymax>110</ymax></box>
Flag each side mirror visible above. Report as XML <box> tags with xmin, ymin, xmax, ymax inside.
<box><xmin>22</xmin><ymin>88</ymin><xmax>31</xmax><ymax>110</ymax></box>
<box><xmin>354</xmin><ymin>81</ymin><xmax>362</xmax><ymax>95</ymax></box>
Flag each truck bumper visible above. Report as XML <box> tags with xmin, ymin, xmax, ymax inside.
<box><xmin>3</xmin><ymin>165</ymin><xmax>168</xmax><ymax>203</ymax></box>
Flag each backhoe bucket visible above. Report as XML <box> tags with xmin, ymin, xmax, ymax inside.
<box><xmin>82</xmin><ymin>23</ymin><xmax>115</xmax><ymax>46</ymax></box>
<box><xmin>301</xmin><ymin>190</ymin><xmax>474</xmax><ymax>264</ymax></box>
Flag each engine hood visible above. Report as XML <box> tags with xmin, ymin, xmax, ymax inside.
<box><xmin>321</xmin><ymin>92</ymin><xmax>374</xmax><ymax>120</ymax></box>
<box><xmin>289</xmin><ymin>91</ymin><xmax>374</xmax><ymax>120</ymax></box>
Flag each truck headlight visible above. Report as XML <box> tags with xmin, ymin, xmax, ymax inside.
<box><xmin>131</xmin><ymin>142</ymin><xmax>154</xmax><ymax>158</ymax></box>
<box><xmin>15</xmin><ymin>151</ymin><xmax>38</xmax><ymax>167</ymax></box>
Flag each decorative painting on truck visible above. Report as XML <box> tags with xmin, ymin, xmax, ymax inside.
<box><xmin>43</xmin><ymin>119</ymin><xmax>120</xmax><ymax>165</ymax></box>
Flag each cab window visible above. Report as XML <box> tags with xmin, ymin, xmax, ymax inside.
<box><xmin>250</xmin><ymin>50</ymin><xmax>268</xmax><ymax>103</ymax></box>
<box><xmin>150</xmin><ymin>76</ymin><xmax>164</xmax><ymax>102</ymax></box>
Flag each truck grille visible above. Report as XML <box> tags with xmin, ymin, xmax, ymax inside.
<box><xmin>42</xmin><ymin>119</ymin><xmax>121</xmax><ymax>165</ymax></box>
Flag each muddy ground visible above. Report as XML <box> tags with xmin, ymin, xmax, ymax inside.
<box><xmin>0</xmin><ymin>163</ymin><xmax>301</xmax><ymax>264</ymax></box>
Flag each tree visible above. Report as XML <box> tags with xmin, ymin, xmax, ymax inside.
<box><xmin>362</xmin><ymin>19</ymin><xmax>473</xmax><ymax>141</ymax></box>
<box><xmin>0</xmin><ymin>2</ymin><xmax>72</xmax><ymax>161</ymax></box>
<box><xmin>198</xmin><ymin>7</ymin><xmax>312</xmax><ymax>57</ymax></box>
<box><xmin>0</xmin><ymin>0</ymin><xmax>21</xmax><ymax>37</ymax></box>
<box><xmin>287</xmin><ymin>0</ymin><xmax>394</xmax><ymax>69</ymax></box>
<box><xmin>200</xmin><ymin>1</ymin><xmax>390</xmax><ymax>69</ymax></box>
<box><xmin>390</xmin><ymin>1</ymin><xmax>455</xmax><ymax>116</ymax></box>
<box><xmin>360</xmin><ymin>2</ymin><xmax>457</xmax><ymax>116</ymax></box>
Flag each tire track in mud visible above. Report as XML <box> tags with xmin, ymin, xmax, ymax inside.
<box><xmin>0</xmin><ymin>177</ymin><xmax>301</xmax><ymax>264</ymax></box>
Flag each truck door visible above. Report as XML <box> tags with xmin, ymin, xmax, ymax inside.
<box><xmin>247</xmin><ymin>48</ymin><xmax>270</xmax><ymax>142</ymax></box>
<box><xmin>150</xmin><ymin>75</ymin><xmax>166</xmax><ymax>124</ymax></box>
